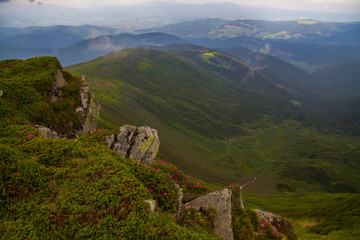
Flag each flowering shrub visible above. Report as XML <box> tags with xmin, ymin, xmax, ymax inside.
<box><xmin>178</xmin><ymin>207</ymin><xmax>217</xmax><ymax>233</ymax></box>
<box><xmin>152</xmin><ymin>160</ymin><xmax>217</xmax><ymax>203</ymax></box>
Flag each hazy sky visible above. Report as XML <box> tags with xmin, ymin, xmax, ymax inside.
<box><xmin>5</xmin><ymin>0</ymin><xmax>360</xmax><ymax>12</ymax></box>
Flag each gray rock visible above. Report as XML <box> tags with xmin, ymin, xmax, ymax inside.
<box><xmin>145</xmin><ymin>199</ymin><xmax>157</xmax><ymax>216</ymax></box>
<box><xmin>37</xmin><ymin>126</ymin><xmax>59</xmax><ymax>139</ymax></box>
<box><xmin>50</xmin><ymin>69</ymin><xmax>67</xmax><ymax>102</ymax></box>
<box><xmin>39</xmin><ymin>73</ymin><xmax>100</xmax><ymax>138</ymax></box>
<box><xmin>175</xmin><ymin>183</ymin><xmax>183</xmax><ymax>217</ymax></box>
<box><xmin>75</xmin><ymin>76</ymin><xmax>101</xmax><ymax>137</ymax></box>
<box><xmin>180</xmin><ymin>188</ymin><xmax>233</xmax><ymax>240</ymax></box>
<box><xmin>254</xmin><ymin>209</ymin><xmax>297</xmax><ymax>240</ymax></box>
<box><xmin>108</xmin><ymin>125</ymin><xmax>160</xmax><ymax>165</ymax></box>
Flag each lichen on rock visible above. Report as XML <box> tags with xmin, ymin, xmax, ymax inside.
<box><xmin>74</xmin><ymin>76</ymin><xmax>101</xmax><ymax>137</ymax></box>
<box><xmin>50</xmin><ymin>69</ymin><xmax>67</xmax><ymax>102</ymax></box>
<box><xmin>107</xmin><ymin>125</ymin><xmax>160</xmax><ymax>165</ymax></box>
<box><xmin>179</xmin><ymin>188</ymin><xmax>233</xmax><ymax>240</ymax></box>
<box><xmin>36</xmin><ymin>126</ymin><xmax>59</xmax><ymax>139</ymax></box>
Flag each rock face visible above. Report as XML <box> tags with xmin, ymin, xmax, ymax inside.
<box><xmin>180</xmin><ymin>188</ymin><xmax>233</xmax><ymax>240</ymax></box>
<box><xmin>75</xmin><ymin>76</ymin><xmax>101</xmax><ymax>137</ymax></box>
<box><xmin>254</xmin><ymin>209</ymin><xmax>298</xmax><ymax>240</ymax></box>
<box><xmin>106</xmin><ymin>125</ymin><xmax>160</xmax><ymax>165</ymax></box>
<box><xmin>41</xmin><ymin>71</ymin><xmax>100</xmax><ymax>138</ymax></box>
<box><xmin>50</xmin><ymin>69</ymin><xmax>67</xmax><ymax>102</ymax></box>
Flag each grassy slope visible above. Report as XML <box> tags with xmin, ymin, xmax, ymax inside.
<box><xmin>0</xmin><ymin>57</ymin><xmax>228</xmax><ymax>239</ymax></box>
<box><xmin>66</xmin><ymin>49</ymin><xmax>360</xmax><ymax>239</ymax></box>
<box><xmin>0</xmin><ymin>57</ymin><xmax>288</xmax><ymax>239</ymax></box>
<box><xmin>66</xmin><ymin>48</ymin><xmax>360</xmax><ymax>192</ymax></box>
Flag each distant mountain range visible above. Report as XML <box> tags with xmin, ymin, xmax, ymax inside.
<box><xmin>1</xmin><ymin>1</ymin><xmax>359</xmax><ymax>28</ymax></box>
<box><xmin>1</xmin><ymin>18</ymin><xmax>359</xmax><ymax>69</ymax></box>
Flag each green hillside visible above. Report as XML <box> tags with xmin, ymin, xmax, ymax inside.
<box><xmin>0</xmin><ymin>56</ymin><xmax>228</xmax><ymax>239</ymax></box>
<box><xmin>312</xmin><ymin>60</ymin><xmax>360</xmax><ymax>99</ymax></box>
<box><xmin>65</xmin><ymin>48</ymin><xmax>360</xmax><ymax>239</ymax></box>
<box><xmin>2</xmin><ymin>56</ymin><xmax>360</xmax><ymax>240</ymax></box>
<box><xmin>66</xmin><ymin>48</ymin><xmax>360</xmax><ymax>192</ymax></box>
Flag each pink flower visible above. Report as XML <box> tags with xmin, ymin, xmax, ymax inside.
<box><xmin>29</xmin><ymin>134</ymin><xmax>34</xmax><ymax>138</ymax></box>
<box><xmin>32</xmin><ymin>121</ymin><xmax>35</xmax><ymax>124</ymax></box>
<box><xmin>163</xmin><ymin>193</ymin><xmax>167</xmax><ymax>197</ymax></box>
<box><xmin>148</xmin><ymin>189</ymin><xmax>152</xmax><ymax>192</ymax></box>
<box><xmin>153</xmin><ymin>193</ymin><xmax>155</xmax><ymax>196</ymax></box>
<box><xmin>115</xmin><ymin>150</ymin><xmax>118</xmax><ymax>153</ymax></box>
<box><xmin>103</xmin><ymin>129</ymin><xmax>106</xmax><ymax>132</ymax></box>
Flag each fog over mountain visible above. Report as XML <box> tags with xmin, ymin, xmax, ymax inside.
<box><xmin>0</xmin><ymin>1</ymin><xmax>359</xmax><ymax>28</ymax></box>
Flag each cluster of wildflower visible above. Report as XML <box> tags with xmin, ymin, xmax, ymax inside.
<box><xmin>26</xmin><ymin>122</ymin><xmax>43</xmax><ymax>138</ymax></box>
<box><xmin>187</xmin><ymin>219</ymin><xmax>198</xmax><ymax>225</ymax></box>
<box><xmin>153</xmin><ymin>160</ymin><xmax>214</xmax><ymax>202</ymax></box>
<box><xmin>260</xmin><ymin>219</ymin><xmax>280</xmax><ymax>238</ymax></box>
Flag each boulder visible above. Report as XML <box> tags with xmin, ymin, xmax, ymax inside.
<box><xmin>254</xmin><ymin>209</ymin><xmax>298</xmax><ymax>240</ymax></box>
<box><xmin>107</xmin><ymin>125</ymin><xmax>160</xmax><ymax>165</ymax></box>
<box><xmin>145</xmin><ymin>199</ymin><xmax>157</xmax><ymax>216</ymax></box>
<box><xmin>37</xmin><ymin>126</ymin><xmax>59</xmax><ymax>139</ymax></box>
<box><xmin>180</xmin><ymin>188</ymin><xmax>233</xmax><ymax>240</ymax></box>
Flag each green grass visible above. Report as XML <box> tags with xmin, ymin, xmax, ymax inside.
<box><xmin>66</xmin><ymin>49</ymin><xmax>360</xmax><ymax>193</ymax></box>
<box><xmin>243</xmin><ymin>192</ymin><xmax>360</xmax><ymax>240</ymax></box>
<box><xmin>65</xmin><ymin>49</ymin><xmax>360</xmax><ymax>238</ymax></box>
<box><xmin>0</xmin><ymin>57</ymin><xmax>226</xmax><ymax>239</ymax></box>
<box><xmin>2</xmin><ymin>55</ymin><xmax>360</xmax><ymax>239</ymax></box>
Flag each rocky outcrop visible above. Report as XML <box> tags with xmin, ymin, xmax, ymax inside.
<box><xmin>106</xmin><ymin>125</ymin><xmax>160</xmax><ymax>165</ymax></box>
<box><xmin>41</xmin><ymin>71</ymin><xmax>100</xmax><ymax>138</ymax></box>
<box><xmin>75</xmin><ymin>76</ymin><xmax>101</xmax><ymax>137</ymax></box>
<box><xmin>50</xmin><ymin>69</ymin><xmax>67</xmax><ymax>102</ymax></box>
<box><xmin>254</xmin><ymin>209</ymin><xmax>298</xmax><ymax>240</ymax></box>
<box><xmin>180</xmin><ymin>188</ymin><xmax>233</xmax><ymax>240</ymax></box>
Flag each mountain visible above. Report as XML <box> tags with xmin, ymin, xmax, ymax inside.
<box><xmin>0</xmin><ymin>32</ymin><xmax>186</xmax><ymax>66</ymax></box>
<box><xmin>312</xmin><ymin>60</ymin><xmax>360</xmax><ymax>99</ymax></box>
<box><xmin>1</xmin><ymin>2</ymin><xmax>359</xmax><ymax>28</ymax></box>
<box><xmin>143</xmin><ymin>18</ymin><xmax>360</xmax><ymax>46</ymax></box>
<box><xmin>141</xmin><ymin>18</ymin><xmax>360</xmax><ymax>69</ymax></box>
<box><xmin>66</xmin><ymin>47</ymin><xmax>360</xmax><ymax>194</ymax></box>
<box><xmin>1</xmin><ymin>54</ymin><xmax>360</xmax><ymax>240</ymax></box>
<box><xmin>0</xmin><ymin>56</ymin><xmax>231</xmax><ymax>239</ymax></box>
<box><xmin>216</xmin><ymin>47</ymin><xmax>313</xmax><ymax>93</ymax></box>
<box><xmin>0</xmin><ymin>25</ymin><xmax>118</xmax><ymax>49</ymax></box>
<box><xmin>57</xmin><ymin>32</ymin><xmax>186</xmax><ymax>66</ymax></box>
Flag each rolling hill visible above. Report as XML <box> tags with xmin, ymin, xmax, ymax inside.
<box><xmin>66</xmin><ymin>47</ymin><xmax>360</xmax><ymax>195</ymax></box>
